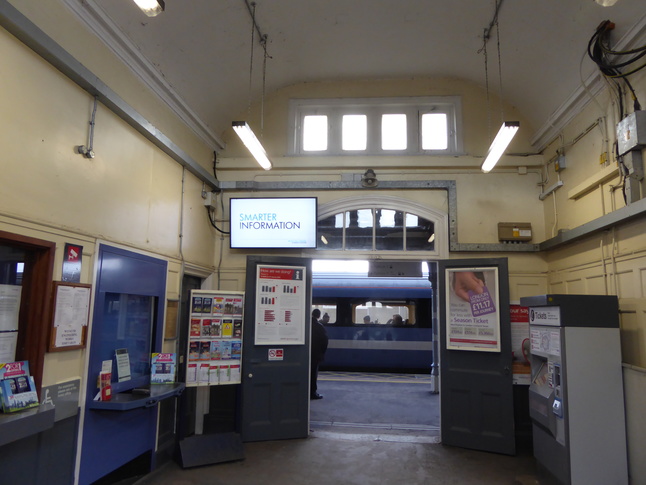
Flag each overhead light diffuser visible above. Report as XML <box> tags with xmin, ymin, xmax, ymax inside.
<box><xmin>133</xmin><ymin>0</ymin><xmax>165</xmax><ymax>17</ymax></box>
<box><xmin>481</xmin><ymin>121</ymin><xmax>519</xmax><ymax>173</ymax></box>
<box><xmin>232</xmin><ymin>121</ymin><xmax>272</xmax><ymax>170</ymax></box>
<box><xmin>595</xmin><ymin>0</ymin><xmax>620</xmax><ymax>6</ymax></box>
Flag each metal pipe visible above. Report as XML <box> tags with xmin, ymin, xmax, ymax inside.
<box><xmin>0</xmin><ymin>0</ymin><xmax>219</xmax><ymax>191</ymax></box>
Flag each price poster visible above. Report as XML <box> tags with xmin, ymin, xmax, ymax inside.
<box><xmin>446</xmin><ymin>267</ymin><xmax>501</xmax><ymax>352</ymax></box>
<box><xmin>255</xmin><ymin>265</ymin><xmax>306</xmax><ymax>345</ymax></box>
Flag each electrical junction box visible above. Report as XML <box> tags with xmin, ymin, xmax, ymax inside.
<box><xmin>498</xmin><ymin>222</ymin><xmax>532</xmax><ymax>242</ymax></box>
<box><xmin>203</xmin><ymin>191</ymin><xmax>218</xmax><ymax>209</ymax></box>
<box><xmin>617</xmin><ymin>111</ymin><xmax>646</xmax><ymax>156</ymax></box>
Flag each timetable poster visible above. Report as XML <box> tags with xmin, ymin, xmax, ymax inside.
<box><xmin>255</xmin><ymin>265</ymin><xmax>306</xmax><ymax>345</ymax></box>
<box><xmin>446</xmin><ymin>267</ymin><xmax>501</xmax><ymax>352</ymax></box>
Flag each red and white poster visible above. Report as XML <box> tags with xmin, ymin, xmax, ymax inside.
<box><xmin>510</xmin><ymin>304</ymin><xmax>531</xmax><ymax>385</ymax></box>
<box><xmin>255</xmin><ymin>265</ymin><xmax>306</xmax><ymax>345</ymax></box>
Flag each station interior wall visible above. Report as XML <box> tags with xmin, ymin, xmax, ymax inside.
<box><xmin>1</xmin><ymin>1</ymin><xmax>646</xmax><ymax>482</ymax></box>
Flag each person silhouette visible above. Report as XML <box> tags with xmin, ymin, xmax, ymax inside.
<box><xmin>310</xmin><ymin>309</ymin><xmax>328</xmax><ymax>399</ymax></box>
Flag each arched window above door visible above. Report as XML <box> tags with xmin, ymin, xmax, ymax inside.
<box><xmin>316</xmin><ymin>196</ymin><xmax>448</xmax><ymax>258</ymax></box>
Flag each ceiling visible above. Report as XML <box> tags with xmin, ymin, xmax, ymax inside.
<box><xmin>75</xmin><ymin>0</ymin><xmax>645</xmax><ymax>150</ymax></box>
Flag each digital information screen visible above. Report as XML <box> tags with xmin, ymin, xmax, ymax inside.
<box><xmin>229</xmin><ymin>197</ymin><xmax>318</xmax><ymax>249</ymax></box>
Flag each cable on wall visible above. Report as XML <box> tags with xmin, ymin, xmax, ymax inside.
<box><xmin>587</xmin><ymin>20</ymin><xmax>645</xmax><ymax>116</ymax></box>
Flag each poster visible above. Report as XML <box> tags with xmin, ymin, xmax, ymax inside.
<box><xmin>0</xmin><ymin>332</ymin><xmax>18</xmax><ymax>362</ymax></box>
<box><xmin>446</xmin><ymin>267</ymin><xmax>501</xmax><ymax>352</ymax></box>
<box><xmin>0</xmin><ymin>284</ymin><xmax>21</xmax><ymax>332</ymax></box>
<box><xmin>510</xmin><ymin>304</ymin><xmax>531</xmax><ymax>385</ymax></box>
<box><xmin>52</xmin><ymin>284</ymin><xmax>91</xmax><ymax>348</ymax></box>
<box><xmin>255</xmin><ymin>265</ymin><xmax>306</xmax><ymax>345</ymax></box>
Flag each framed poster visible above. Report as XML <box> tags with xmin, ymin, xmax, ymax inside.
<box><xmin>49</xmin><ymin>282</ymin><xmax>91</xmax><ymax>352</ymax></box>
<box><xmin>445</xmin><ymin>267</ymin><xmax>501</xmax><ymax>352</ymax></box>
<box><xmin>254</xmin><ymin>264</ymin><xmax>306</xmax><ymax>345</ymax></box>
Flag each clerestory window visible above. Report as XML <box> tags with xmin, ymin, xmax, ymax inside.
<box><xmin>289</xmin><ymin>96</ymin><xmax>463</xmax><ymax>156</ymax></box>
<box><xmin>317</xmin><ymin>208</ymin><xmax>435</xmax><ymax>251</ymax></box>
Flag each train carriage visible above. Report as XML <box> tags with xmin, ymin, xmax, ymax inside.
<box><xmin>312</xmin><ymin>275</ymin><xmax>433</xmax><ymax>372</ymax></box>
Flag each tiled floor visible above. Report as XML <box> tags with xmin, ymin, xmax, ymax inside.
<box><xmin>134</xmin><ymin>372</ymin><xmax>556</xmax><ymax>485</ymax></box>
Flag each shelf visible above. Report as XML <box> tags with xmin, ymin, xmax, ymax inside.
<box><xmin>88</xmin><ymin>382</ymin><xmax>185</xmax><ymax>412</ymax></box>
<box><xmin>0</xmin><ymin>403</ymin><xmax>56</xmax><ymax>447</ymax></box>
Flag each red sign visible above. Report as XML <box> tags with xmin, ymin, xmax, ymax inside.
<box><xmin>268</xmin><ymin>349</ymin><xmax>284</xmax><ymax>361</ymax></box>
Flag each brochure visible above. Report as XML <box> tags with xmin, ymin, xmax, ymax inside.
<box><xmin>99</xmin><ymin>371</ymin><xmax>112</xmax><ymax>401</ymax></box>
<box><xmin>151</xmin><ymin>353</ymin><xmax>177</xmax><ymax>384</ymax></box>
<box><xmin>186</xmin><ymin>291</ymin><xmax>245</xmax><ymax>387</ymax></box>
<box><xmin>0</xmin><ymin>361</ymin><xmax>39</xmax><ymax>413</ymax></box>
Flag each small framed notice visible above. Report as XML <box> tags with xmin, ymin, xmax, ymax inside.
<box><xmin>49</xmin><ymin>282</ymin><xmax>92</xmax><ymax>352</ymax></box>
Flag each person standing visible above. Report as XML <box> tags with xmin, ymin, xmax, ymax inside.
<box><xmin>310</xmin><ymin>308</ymin><xmax>328</xmax><ymax>399</ymax></box>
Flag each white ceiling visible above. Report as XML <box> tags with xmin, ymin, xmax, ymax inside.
<box><xmin>78</xmin><ymin>0</ymin><xmax>646</xmax><ymax>148</ymax></box>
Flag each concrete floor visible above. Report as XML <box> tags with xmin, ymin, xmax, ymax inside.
<box><xmin>135</xmin><ymin>373</ymin><xmax>557</xmax><ymax>485</ymax></box>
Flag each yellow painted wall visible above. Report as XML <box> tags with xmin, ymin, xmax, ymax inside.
<box><xmin>4</xmin><ymin>0</ymin><xmax>645</xmax><ymax>481</ymax></box>
<box><xmin>0</xmin><ymin>19</ymin><xmax>217</xmax><ymax>392</ymax></box>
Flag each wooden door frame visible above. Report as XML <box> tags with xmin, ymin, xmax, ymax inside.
<box><xmin>0</xmin><ymin>230</ymin><xmax>55</xmax><ymax>392</ymax></box>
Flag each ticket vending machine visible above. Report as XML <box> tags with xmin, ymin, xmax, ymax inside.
<box><xmin>520</xmin><ymin>295</ymin><xmax>628</xmax><ymax>485</ymax></box>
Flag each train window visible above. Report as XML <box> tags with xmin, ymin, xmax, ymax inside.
<box><xmin>353</xmin><ymin>301</ymin><xmax>414</xmax><ymax>325</ymax></box>
<box><xmin>312</xmin><ymin>304</ymin><xmax>337</xmax><ymax>325</ymax></box>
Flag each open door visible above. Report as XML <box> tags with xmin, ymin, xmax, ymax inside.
<box><xmin>438</xmin><ymin>258</ymin><xmax>515</xmax><ymax>455</ymax></box>
<box><xmin>241</xmin><ymin>255</ymin><xmax>312</xmax><ymax>442</ymax></box>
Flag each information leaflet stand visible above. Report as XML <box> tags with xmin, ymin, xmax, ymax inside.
<box><xmin>179</xmin><ymin>290</ymin><xmax>245</xmax><ymax>467</ymax></box>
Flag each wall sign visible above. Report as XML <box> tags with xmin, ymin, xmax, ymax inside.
<box><xmin>268</xmin><ymin>349</ymin><xmax>284</xmax><ymax>361</ymax></box>
<box><xmin>61</xmin><ymin>243</ymin><xmax>83</xmax><ymax>283</ymax></box>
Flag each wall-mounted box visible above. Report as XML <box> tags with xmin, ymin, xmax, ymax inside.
<box><xmin>617</xmin><ymin>111</ymin><xmax>646</xmax><ymax>155</ymax></box>
<box><xmin>498</xmin><ymin>222</ymin><xmax>532</xmax><ymax>242</ymax></box>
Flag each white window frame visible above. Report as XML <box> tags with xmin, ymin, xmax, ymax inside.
<box><xmin>316</xmin><ymin>196</ymin><xmax>449</xmax><ymax>259</ymax></box>
<box><xmin>288</xmin><ymin>96</ymin><xmax>463</xmax><ymax>156</ymax></box>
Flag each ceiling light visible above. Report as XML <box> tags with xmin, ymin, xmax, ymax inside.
<box><xmin>595</xmin><ymin>0</ymin><xmax>620</xmax><ymax>6</ymax></box>
<box><xmin>232</xmin><ymin>121</ymin><xmax>272</xmax><ymax>170</ymax></box>
<box><xmin>481</xmin><ymin>122</ymin><xmax>519</xmax><ymax>173</ymax></box>
<box><xmin>133</xmin><ymin>0</ymin><xmax>165</xmax><ymax>17</ymax></box>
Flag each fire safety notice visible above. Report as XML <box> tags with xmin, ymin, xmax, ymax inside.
<box><xmin>255</xmin><ymin>265</ymin><xmax>306</xmax><ymax>345</ymax></box>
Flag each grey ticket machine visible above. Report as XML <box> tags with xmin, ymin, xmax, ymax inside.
<box><xmin>520</xmin><ymin>295</ymin><xmax>627</xmax><ymax>485</ymax></box>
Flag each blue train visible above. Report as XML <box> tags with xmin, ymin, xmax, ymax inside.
<box><xmin>312</xmin><ymin>275</ymin><xmax>433</xmax><ymax>372</ymax></box>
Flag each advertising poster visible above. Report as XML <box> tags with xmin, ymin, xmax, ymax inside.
<box><xmin>446</xmin><ymin>267</ymin><xmax>501</xmax><ymax>352</ymax></box>
<box><xmin>255</xmin><ymin>265</ymin><xmax>306</xmax><ymax>345</ymax></box>
<box><xmin>510</xmin><ymin>304</ymin><xmax>531</xmax><ymax>385</ymax></box>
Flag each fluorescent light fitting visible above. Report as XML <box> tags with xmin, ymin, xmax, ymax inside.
<box><xmin>133</xmin><ymin>0</ymin><xmax>165</xmax><ymax>17</ymax></box>
<box><xmin>232</xmin><ymin>121</ymin><xmax>272</xmax><ymax>170</ymax></box>
<box><xmin>595</xmin><ymin>0</ymin><xmax>619</xmax><ymax>6</ymax></box>
<box><xmin>481</xmin><ymin>121</ymin><xmax>520</xmax><ymax>173</ymax></box>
